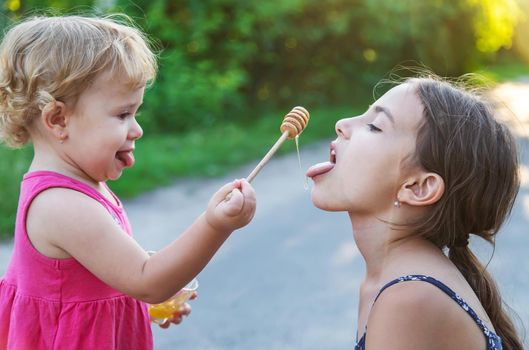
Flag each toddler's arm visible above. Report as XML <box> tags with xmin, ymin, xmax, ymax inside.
<box><xmin>26</xmin><ymin>179</ymin><xmax>256</xmax><ymax>304</ymax></box>
<box><xmin>139</xmin><ymin>179</ymin><xmax>256</xmax><ymax>301</ymax></box>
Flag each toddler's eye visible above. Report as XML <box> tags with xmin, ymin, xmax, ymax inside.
<box><xmin>367</xmin><ymin>123</ymin><xmax>382</xmax><ymax>132</ymax></box>
<box><xmin>117</xmin><ymin>113</ymin><xmax>131</xmax><ymax>120</ymax></box>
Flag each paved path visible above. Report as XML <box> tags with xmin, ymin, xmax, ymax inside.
<box><xmin>1</xmin><ymin>82</ymin><xmax>528</xmax><ymax>349</ymax></box>
<box><xmin>131</xmin><ymin>139</ymin><xmax>529</xmax><ymax>350</ymax></box>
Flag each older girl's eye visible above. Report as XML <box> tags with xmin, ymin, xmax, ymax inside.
<box><xmin>367</xmin><ymin>123</ymin><xmax>382</xmax><ymax>132</ymax></box>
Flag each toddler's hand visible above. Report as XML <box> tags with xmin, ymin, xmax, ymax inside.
<box><xmin>205</xmin><ymin>179</ymin><xmax>256</xmax><ymax>233</ymax></box>
<box><xmin>158</xmin><ymin>292</ymin><xmax>197</xmax><ymax>329</ymax></box>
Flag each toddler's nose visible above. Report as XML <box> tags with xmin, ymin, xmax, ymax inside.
<box><xmin>129</xmin><ymin>118</ymin><xmax>143</xmax><ymax>140</ymax></box>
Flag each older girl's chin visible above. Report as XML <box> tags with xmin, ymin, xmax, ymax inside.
<box><xmin>310</xmin><ymin>189</ymin><xmax>335</xmax><ymax>211</ymax></box>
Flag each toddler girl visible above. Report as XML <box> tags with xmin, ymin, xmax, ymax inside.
<box><xmin>0</xmin><ymin>15</ymin><xmax>256</xmax><ymax>349</ymax></box>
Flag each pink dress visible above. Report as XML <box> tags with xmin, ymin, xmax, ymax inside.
<box><xmin>0</xmin><ymin>171</ymin><xmax>153</xmax><ymax>349</ymax></box>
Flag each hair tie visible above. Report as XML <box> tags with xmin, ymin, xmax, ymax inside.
<box><xmin>450</xmin><ymin>234</ymin><xmax>470</xmax><ymax>248</ymax></box>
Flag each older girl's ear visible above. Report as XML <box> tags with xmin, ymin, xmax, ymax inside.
<box><xmin>398</xmin><ymin>173</ymin><xmax>444</xmax><ymax>207</ymax></box>
<box><xmin>40</xmin><ymin>101</ymin><xmax>68</xmax><ymax>142</ymax></box>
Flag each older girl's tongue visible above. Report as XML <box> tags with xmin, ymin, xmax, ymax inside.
<box><xmin>306</xmin><ymin>161</ymin><xmax>335</xmax><ymax>178</ymax></box>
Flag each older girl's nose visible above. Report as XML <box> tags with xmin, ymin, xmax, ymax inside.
<box><xmin>335</xmin><ymin>117</ymin><xmax>353</xmax><ymax>138</ymax></box>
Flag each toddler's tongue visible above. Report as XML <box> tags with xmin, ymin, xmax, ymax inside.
<box><xmin>116</xmin><ymin>151</ymin><xmax>134</xmax><ymax>167</ymax></box>
<box><xmin>306</xmin><ymin>161</ymin><xmax>335</xmax><ymax>178</ymax></box>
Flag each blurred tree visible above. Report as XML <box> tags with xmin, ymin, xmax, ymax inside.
<box><xmin>1</xmin><ymin>0</ymin><xmax>523</xmax><ymax>133</ymax></box>
<box><xmin>513</xmin><ymin>0</ymin><xmax>529</xmax><ymax>64</ymax></box>
<box><xmin>113</xmin><ymin>0</ymin><xmax>294</xmax><ymax>133</ymax></box>
<box><xmin>470</xmin><ymin>0</ymin><xmax>521</xmax><ymax>53</ymax></box>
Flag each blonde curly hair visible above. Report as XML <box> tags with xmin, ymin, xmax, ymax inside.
<box><xmin>0</xmin><ymin>15</ymin><xmax>157</xmax><ymax>148</ymax></box>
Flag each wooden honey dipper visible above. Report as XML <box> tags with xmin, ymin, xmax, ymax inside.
<box><xmin>246</xmin><ymin>106</ymin><xmax>310</xmax><ymax>183</ymax></box>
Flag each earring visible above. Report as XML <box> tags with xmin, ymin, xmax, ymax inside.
<box><xmin>59</xmin><ymin>133</ymin><xmax>66</xmax><ymax>144</ymax></box>
<box><xmin>394</xmin><ymin>200</ymin><xmax>401</xmax><ymax>208</ymax></box>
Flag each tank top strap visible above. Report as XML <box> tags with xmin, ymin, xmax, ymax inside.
<box><xmin>374</xmin><ymin>275</ymin><xmax>497</xmax><ymax>338</ymax></box>
<box><xmin>356</xmin><ymin>275</ymin><xmax>503</xmax><ymax>350</ymax></box>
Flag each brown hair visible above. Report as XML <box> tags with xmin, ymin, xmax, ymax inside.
<box><xmin>408</xmin><ymin>77</ymin><xmax>522</xmax><ymax>349</ymax></box>
<box><xmin>0</xmin><ymin>14</ymin><xmax>157</xmax><ymax>148</ymax></box>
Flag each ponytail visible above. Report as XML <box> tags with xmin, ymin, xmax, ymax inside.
<box><xmin>406</xmin><ymin>77</ymin><xmax>523</xmax><ymax>348</ymax></box>
<box><xmin>449</xmin><ymin>246</ymin><xmax>523</xmax><ymax>350</ymax></box>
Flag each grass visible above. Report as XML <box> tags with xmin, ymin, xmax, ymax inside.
<box><xmin>474</xmin><ymin>61</ymin><xmax>529</xmax><ymax>84</ymax></box>
<box><xmin>109</xmin><ymin>105</ymin><xmax>354</xmax><ymax>196</ymax></box>
<box><xmin>0</xmin><ymin>105</ymin><xmax>355</xmax><ymax>240</ymax></box>
<box><xmin>2</xmin><ymin>60</ymin><xmax>527</xmax><ymax>240</ymax></box>
<box><xmin>0</xmin><ymin>146</ymin><xmax>33</xmax><ymax>240</ymax></box>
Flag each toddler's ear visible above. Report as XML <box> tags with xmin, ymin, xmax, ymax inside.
<box><xmin>41</xmin><ymin>101</ymin><xmax>68</xmax><ymax>141</ymax></box>
<box><xmin>398</xmin><ymin>173</ymin><xmax>444</xmax><ymax>207</ymax></box>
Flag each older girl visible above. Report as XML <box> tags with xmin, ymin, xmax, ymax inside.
<box><xmin>307</xmin><ymin>77</ymin><xmax>523</xmax><ymax>349</ymax></box>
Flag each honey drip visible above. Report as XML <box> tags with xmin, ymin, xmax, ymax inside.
<box><xmin>295</xmin><ymin>135</ymin><xmax>310</xmax><ymax>190</ymax></box>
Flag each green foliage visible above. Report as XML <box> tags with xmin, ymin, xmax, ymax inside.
<box><xmin>107</xmin><ymin>0</ymin><xmax>522</xmax><ymax>135</ymax></box>
<box><xmin>469</xmin><ymin>0</ymin><xmax>522</xmax><ymax>53</ymax></box>
<box><xmin>1</xmin><ymin>0</ymin><xmax>522</xmax><ymax>134</ymax></box>
<box><xmin>0</xmin><ymin>0</ymin><xmax>524</xmax><ymax>238</ymax></box>
<box><xmin>0</xmin><ymin>146</ymin><xmax>32</xmax><ymax>240</ymax></box>
<box><xmin>476</xmin><ymin>58</ymin><xmax>529</xmax><ymax>83</ymax></box>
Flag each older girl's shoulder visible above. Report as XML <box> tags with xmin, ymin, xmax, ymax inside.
<box><xmin>364</xmin><ymin>277</ymin><xmax>487</xmax><ymax>350</ymax></box>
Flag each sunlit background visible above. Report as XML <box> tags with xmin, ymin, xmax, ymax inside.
<box><xmin>2</xmin><ymin>0</ymin><xmax>529</xmax><ymax>284</ymax></box>
<box><xmin>2</xmin><ymin>0</ymin><xmax>529</xmax><ymax>279</ymax></box>
<box><xmin>1</xmin><ymin>0</ymin><xmax>527</xmax><ymax>132</ymax></box>
<box><xmin>2</xmin><ymin>0</ymin><xmax>529</xmax><ymax>238</ymax></box>
<box><xmin>1</xmin><ymin>1</ymin><xmax>529</xmax><ymax>348</ymax></box>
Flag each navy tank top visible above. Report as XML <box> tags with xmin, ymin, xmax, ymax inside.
<box><xmin>355</xmin><ymin>275</ymin><xmax>502</xmax><ymax>349</ymax></box>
